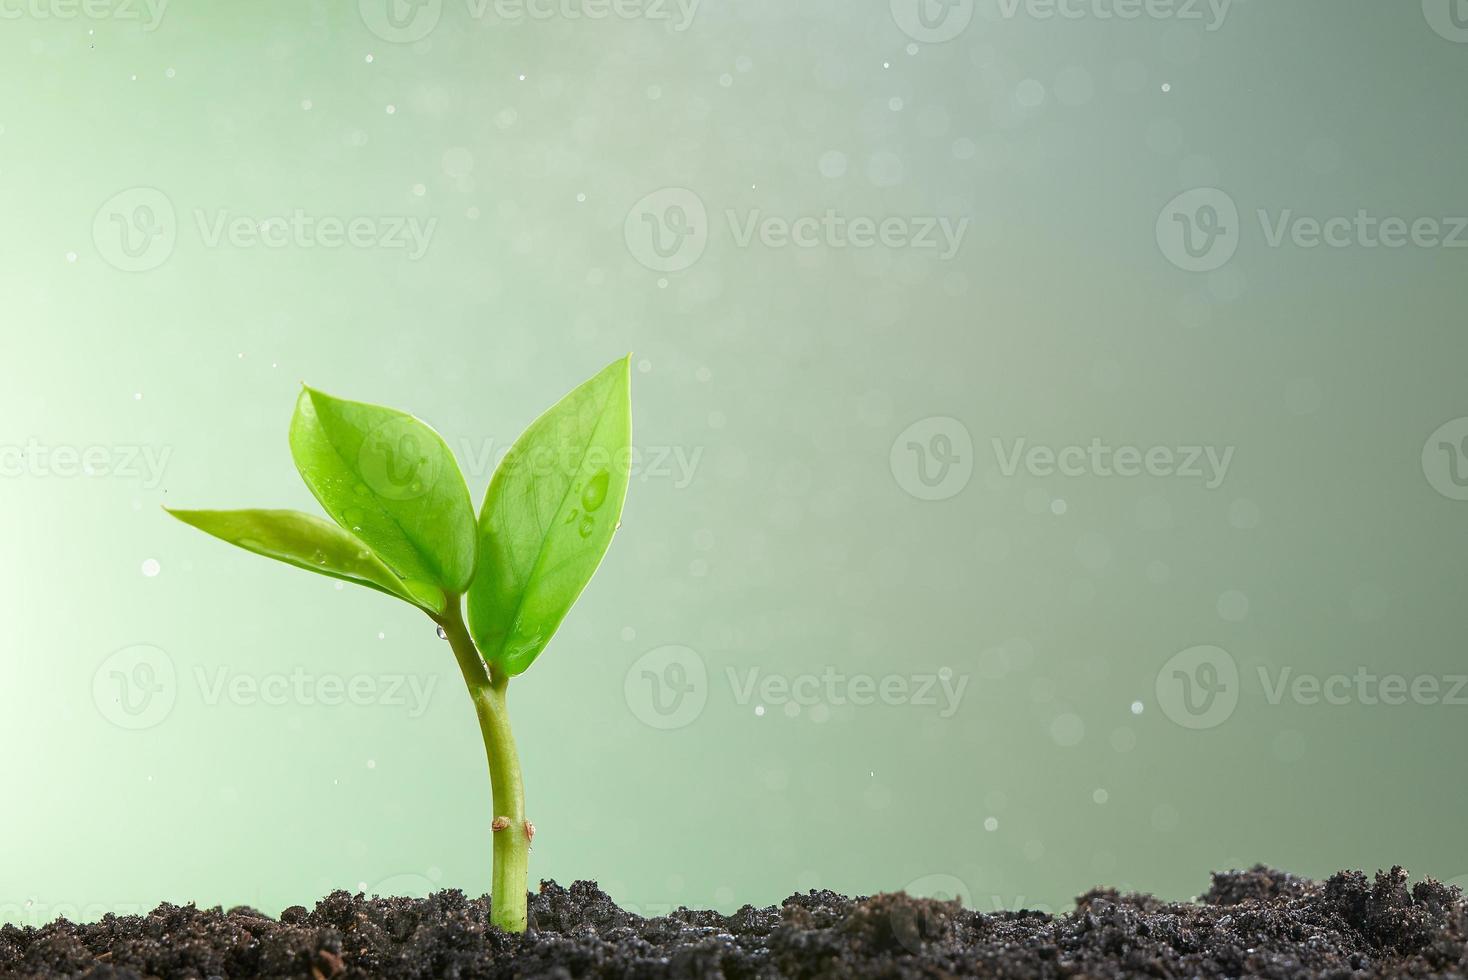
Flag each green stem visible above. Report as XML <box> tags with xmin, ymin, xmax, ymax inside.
<box><xmin>436</xmin><ymin>595</ymin><xmax>530</xmax><ymax>933</ymax></box>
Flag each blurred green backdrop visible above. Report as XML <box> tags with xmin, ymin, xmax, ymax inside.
<box><xmin>3</xmin><ymin>0</ymin><xmax>1468</xmax><ymax>926</ymax></box>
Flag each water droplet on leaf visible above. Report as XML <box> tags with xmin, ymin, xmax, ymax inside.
<box><xmin>581</xmin><ymin>470</ymin><xmax>610</xmax><ymax>512</ymax></box>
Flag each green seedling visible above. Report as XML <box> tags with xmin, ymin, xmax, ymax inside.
<box><xmin>166</xmin><ymin>357</ymin><xmax>632</xmax><ymax>933</ymax></box>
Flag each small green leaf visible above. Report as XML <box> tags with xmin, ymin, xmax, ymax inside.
<box><xmin>468</xmin><ymin>357</ymin><xmax>632</xmax><ymax>676</ymax></box>
<box><xmin>166</xmin><ymin>508</ymin><xmax>444</xmax><ymax>612</ymax></box>
<box><xmin>289</xmin><ymin>387</ymin><xmax>477</xmax><ymax>599</ymax></box>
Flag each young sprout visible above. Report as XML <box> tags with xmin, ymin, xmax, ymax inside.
<box><xmin>167</xmin><ymin>357</ymin><xmax>633</xmax><ymax>933</ymax></box>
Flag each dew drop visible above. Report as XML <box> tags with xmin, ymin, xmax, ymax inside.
<box><xmin>436</xmin><ymin>626</ymin><xmax>448</xmax><ymax>640</ymax></box>
<box><xmin>579</xmin><ymin>516</ymin><xmax>594</xmax><ymax>538</ymax></box>
<box><xmin>581</xmin><ymin>470</ymin><xmax>610</xmax><ymax>512</ymax></box>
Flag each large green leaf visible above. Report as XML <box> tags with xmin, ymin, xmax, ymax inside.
<box><xmin>289</xmin><ymin>387</ymin><xmax>477</xmax><ymax>602</ymax></box>
<box><xmin>468</xmin><ymin>357</ymin><xmax>632</xmax><ymax>676</ymax></box>
<box><xmin>165</xmin><ymin>508</ymin><xmax>443</xmax><ymax>612</ymax></box>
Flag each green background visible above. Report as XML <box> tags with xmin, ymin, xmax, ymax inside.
<box><xmin>3</xmin><ymin>0</ymin><xmax>1467</xmax><ymax>926</ymax></box>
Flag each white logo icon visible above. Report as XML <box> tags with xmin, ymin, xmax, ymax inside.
<box><xmin>890</xmin><ymin>0</ymin><xmax>974</xmax><ymax>43</ymax></box>
<box><xmin>93</xmin><ymin>188</ymin><xmax>176</xmax><ymax>272</ymax></box>
<box><xmin>625</xmin><ymin>645</ymin><xmax>707</xmax><ymax>730</ymax></box>
<box><xmin>1423</xmin><ymin>0</ymin><xmax>1468</xmax><ymax>42</ymax></box>
<box><xmin>1422</xmin><ymin>417</ymin><xmax>1468</xmax><ymax>500</ymax></box>
<box><xmin>1156</xmin><ymin>188</ymin><xmax>1240</xmax><ymax>272</ymax></box>
<box><xmin>359</xmin><ymin>0</ymin><xmax>442</xmax><ymax>42</ymax></box>
<box><xmin>624</xmin><ymin>188</ymin><xmax>708</xmax><ymax>273</ymax></box>
<box><xmin>93</xmin><ymin>644</ymin><xmax>176</xmax><ymax>730</ymax></box>
<box><xmin>890</xmin><ymin>417</ymin><xmax>973</xmax><ymax>501</ymax></box>
<box><xmin>1155</xmin><ymin>645</ymin><xmax>1239</xmax><ymax>730</ymax></box>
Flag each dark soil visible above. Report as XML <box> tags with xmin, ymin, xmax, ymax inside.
<box><xmin>3</xmin><ymin>867</ymin><xmax>1465</xmax><ymax>979</ymax></box>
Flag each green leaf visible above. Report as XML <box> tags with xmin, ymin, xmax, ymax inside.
<box><xmin>165</xmin><ymin>508</ymin><xmax>443</xmax><ymax>612</ymax></box>
<box><xmin>468</xmin><ymin>357</ymin><xmax>632</xmax><ymax>676</ymax></box>
<box><xmin>289</xmin><ymin>387</ymin><xmax>477</xmax><ymax>601</ymax></box>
